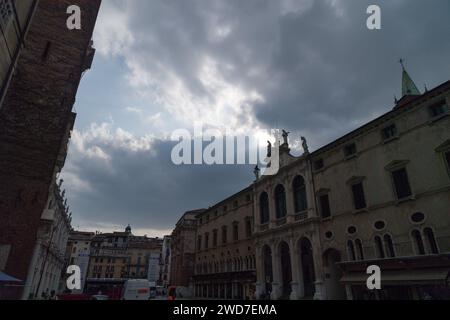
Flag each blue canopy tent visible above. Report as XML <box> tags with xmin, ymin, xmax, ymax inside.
<box><xmin>0</xmin><ymin>272</ymin><xmax>23</xmax><ymax>300</ymax></box>
<box><xmin>0</xmin><ymin>272</ymin><xmax>22</xmax><ymax>283</ymax></box>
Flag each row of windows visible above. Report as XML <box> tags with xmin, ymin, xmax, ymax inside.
<box><xmin>318</xmin><ymin>164</ymin><xmax>427</xmax><ymax>219</ymax></box>
<box><xmin>197</xmin><ymin>220</ymin><xmax>252</xmax><ymax>251</ymax></box>
<box><xmin>92</xmin><ymin>273</ymin><xmax>117</xmax><ymax>279</ymax></box>
<box><xmin>346</xmin><ymin>228</ymin><xmax>439</xmax><ymax>261</ymax></box>
<box><xmin>260</xmin><ymin>176</ymin><xmax>308</xmax><ymax>224</ymax></box>
<box><xmin>199</xmin><ymin>195</ymin><xmax>253</xmax><ymax>225</ymax></box>
<box><xmin>93</xmin><ymin>265</ymin><xmax>118</xmax><ymax>273</ymax></box>
<box><xmin>196</xmin><ymin>256</ymin><xmax>256</xmax><ymax>275</ymax></box>
<box><xmin>94</xmin><ymin>257</ymin><xmax>126</xmax><ymax>264</ymax></box>
<box><xmin>313</xmin><ymin>99</ymin><xmax>449</xmax><ymax>171</ymax></box>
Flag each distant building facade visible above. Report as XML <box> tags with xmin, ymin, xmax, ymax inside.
<box><xmin>85</xmin><ymin>226</ymin><xmax>162</xmax><ymax>294</ymax></box>
<box><xmin>160</xmin><ymin>236</ymin><xmax>172</xmax><ymax>288</ymax></box>
<box><xmin>65</xmin><ymin>231</ymin><xmax>95</xmax><ymax>294</ymax></box>
<box><xmin>0</xmin><ymin>0</ymin><xmax>101</xmax><ymax>299</ymax></box>
<box><xmin>193</xmin><ymin>188</ymin><xmax>257</xmax><ymax>300</ymax></box>
<box><xmin>148</xmin><ymin>251</ymin><xmax>161</xmax><ymax>285</ymax></box>
<box><xmin>253</xmin><ymin>71</ymin><xmax>450</xmax><ymax>300</ymax></box>
<box><xmin>21</xmin><ymin>179</ymin><xmax>72</xmax><ymax>300</ymax></box>
<box><xmin>176</xmin><ymin>70</ymin><xmax>450</xmax><ymax>300</ymax></box>
<box><xmin>170</xmin><ymin>210</ymin><xmax>204</xmax><ymax>296</ymax></box>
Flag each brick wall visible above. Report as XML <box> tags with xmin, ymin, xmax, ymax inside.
<box><xmin>0</xmin><ymin>0</ymin><xmax>101</xmax><ymax>295</ymax></box>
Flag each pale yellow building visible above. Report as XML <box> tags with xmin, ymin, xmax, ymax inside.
<box><xmin>193</xmin><ymin>187</ymin><xmax>256</xmax><ymax>299</ymax></box>
<box><xmin>253</xmin><ymin>69</ymin><xmax>450</xmax><ymax>300</ymax></box>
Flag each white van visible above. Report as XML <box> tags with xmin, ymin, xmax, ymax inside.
<box><xmin>121</xmin><ymin>279</ymin><xmax>151</xmax><ymax>300</ymax></box>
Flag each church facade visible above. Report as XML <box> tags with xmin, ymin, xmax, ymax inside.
<box><xmin>253</xmin><ymin>69</ymin><xmax>450</xmax><ymax>300</ymax></box>
<box><xmin>183</xmin><ymin>68</ymin><xmax>450</xmax><ymax>300</ymax></box>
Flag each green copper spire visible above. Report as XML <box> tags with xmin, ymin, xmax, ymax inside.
<box><xmin>400</xmin><ymin>59</ymin><xmax>421</xmax><ymax>96</ymax></box>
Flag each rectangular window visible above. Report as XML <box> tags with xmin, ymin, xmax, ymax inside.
<box><xmin>245</xmin><ymin>220</ymin><xmax>252</xmax><ymax>238</ymax></box>
<box><xmin>233</xmin><ymin>224</ymin><xmax>239</xmax><ymax>241</ymax></box>
<box><xmin>429</xmin><ymin>100</ymin><xmax>449</xmax><ymax>118</ymax></box>
<box><xmin>319</xmin><ymin>194</ymin><xmax>331</xmax><ymax>219</ymax></box>
<box><xmin>197</xmin><ymin>235</ymin><xmax>202</xmax><ymax>251</ymax></box>
<box><xmin>392</xmin><ymin>168</ymin><xmax>412</xmax><ymax>199</ymax></box>
<box><xmin>213</xmin><ymin>230</ymin><xmax>218</xmax><ymax>247</ymax></box>
<box><xmin>382</xmin><ymin>124</ymin><xmax>397</xmax><ymax>141</ymax></box>
<box><xmin>344</xmin><ymin>143</ymin><xmax>357</xmax><ymax>158</ymax></box>
<box><xmin>222</xmin><ymin>227</ymin><xmax>227</xmax><ymax>244</ymax></box>
<box><xmin>352</xmin><ymin>183</ymin><xmax>367</xmax><ymax>210</ymax></box>
<box><xmin>314</xmin><ymin>159</ymin><xmax>324</xmax><ymax>171</ymax></box>
<box><xmin>204</xmin><ymin>233</ymin><xmax>209</xmax><ymax>249</ymax></box>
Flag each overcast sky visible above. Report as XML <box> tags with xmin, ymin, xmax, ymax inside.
<box><xmin>61</xmin><ymin>0</ymin><xmax>450</xmax><ymax>237</ymax></box>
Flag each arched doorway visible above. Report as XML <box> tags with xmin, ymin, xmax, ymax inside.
<box><xmin>262</xmin><ymin>245</ymin><xmax>273</xmax><ymax>299</ymax></box>
<box><xmin>299</xmin><ymin>238</ymin><xmax>316</xmax><ymax>297</ymax></box>
<box><xmin>279</xmin><ymin>241</ymin><xmax>292</xmax><ymax>299</ymax></box>
<box><xmin>323</xmin><ymin>249</ymin><xmax>346</xmax><ymax>300</ymax></box>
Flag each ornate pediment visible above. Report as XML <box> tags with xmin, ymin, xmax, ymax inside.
<box><xmin>346</xmin><ymin>176</ymin><xmax>366</xmax><ymax>185</ymax></box>
<box><xmin>385</xmin><ymin>160</ymin><xmax>410</xmax><ymax>171</ymax></box>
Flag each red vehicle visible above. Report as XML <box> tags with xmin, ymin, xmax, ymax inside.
<box><xmin>56</xmin><ymin>293</ymin><xmax>91</xmax><ymax>301</ymax></box>
<box><xmin>167</xmin><ymin>286</ymin><xmax>177</xmax><ymax>301</ymax></box>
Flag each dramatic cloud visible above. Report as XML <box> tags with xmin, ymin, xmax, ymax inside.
<box><xmin>64</xmin><ymin>0</ymin><xmax>450</xmax><ymax>235</ymax></box>
<box><xmin>63</xmin><ymin>123</ymin><xmax>254</xmax><ymax>235</ymax></box>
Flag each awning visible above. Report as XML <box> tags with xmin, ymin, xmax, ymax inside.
<box><xmin>0</xmin><ymin>272</ymin><xmax>22</xmax><ymax>283</ymax></box>
<box><xmin>341</xmin><ymin>268</ymin><xmax>450</xmax><ymax>285</ymax></box>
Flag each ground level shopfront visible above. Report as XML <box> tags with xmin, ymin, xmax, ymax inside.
<box><xmin>339</xmin><ymin>254</ymin><xmax>450</xmax><ymax>300</ymax></box>
<box><xmin>193</xmin><ymin>271</ymin><xmax>256</xmax><ymax>300</ymax></box>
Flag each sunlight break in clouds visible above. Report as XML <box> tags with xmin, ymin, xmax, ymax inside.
<box><xmin>93</xmin><ymin>0</ymin><xmax>266</xmax><ymax>134</ymax></box>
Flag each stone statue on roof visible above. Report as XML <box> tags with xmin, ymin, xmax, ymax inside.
<box><xmin>302</xmin><ymin>137</ymin><xmax>309</xmax><ymax>155</ymax></box>
<box><xmin>282</xmin><ymin>130</ymin><xmax>290</xmax><ymax>145</ymax></box>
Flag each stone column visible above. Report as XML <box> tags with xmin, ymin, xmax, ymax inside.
<box><xmin>269</xmin><ymin>190</ymin><xmax>277</xmax><ymax>229</ymax></box>
<box><xmin>270</xmin><ymin>242</ymin><xmax>282</xmax><ymax>300</ymax></box>
<box><xmin>288</xmin><ymin>237</ymin><xmax>303</xmax><ymax>300</ymax></box>
<box><xmin>285</xmin><ymin>178</ymin><xmax>296</xmax><ymax>223</ymax></box>
<box><xmin>255</xmin><ymin>245</ymin><xmax>266</xmax><ymax>300</ymax></box>
<box><xmin>311</xmin><ymin>230</ymin><xmax>325</xmax><ymax>300</ymax></box>
<box><xmin>306</xmin><ymin>170</ymin><xmax>317</xmax><ymax>218</ymax></box>
<box><xmin>345</xmin><ymin>285</ymin><xmax>354</xmax><ymax>300</ymax></box>
<box><xmin>22</xmin><ymin>242</ymin><xmax>41</xmax><ymax>300</ymax></box>
<box><xmin>232</xmin><ymin>282</ymin><xmax>236</xmax><ymax>299</ymax></box>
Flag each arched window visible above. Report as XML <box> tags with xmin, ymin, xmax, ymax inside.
<box><xmin>355</xmin><ymin>239</ymin><xmax>364</xmax><ymax>260</ymax></box>
<box><xmin>293</xmin><ymin>176</ymin><xmax>308</xmax><ymax>213</ymax></box>
<box><xmin>424</xmin><ymin>228</ymin><xmax>439</xmax><ymax>254</ymax></box>
<box><xmin>374</xmin><ymin>236</ymin><xmax>385</xmax><ymax>259</ymax></box>
<box><xmin>412</xmin><ymin>230</ymin><xmax>425</xmax><ymax>255</ymax></box>
<box><xmin>384</xmin><ymin>234</ymin><xmax>396</xmax><ymax>258</ymax></box>
<box><xmin>275</xmin><ymin>185</ymin><xmax>287</xmax><ymax>219</ymax></box>
<box><xmin>260</xmin><ymin>192</ymin><xmax>270</xmax><ymax>224</ymax></box>
<box><xmin>347</xmin><ymin>240</ymin><xmax>356</xmax><ymax>261</ymax></box>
